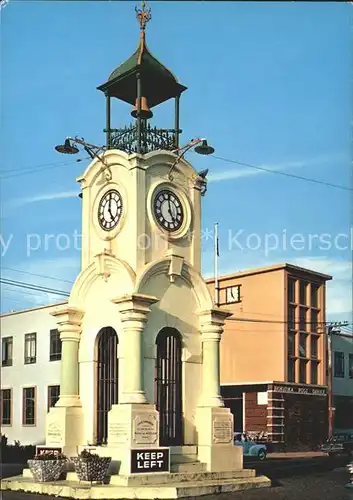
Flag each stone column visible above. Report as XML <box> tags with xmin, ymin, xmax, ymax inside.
<box><xmin>198</xmin><ymin>309</ymin><xmax>232</xmax><ymax>408</ymax></box>
<box><xmin>52</xmin><ymin>307</ymin><xmax>84</xmax><ymax>407</ymax></box>
<box><xmin>195</xmin><ymin>308</ymin><xmax>243</xmax><ymax>472</ymax></box>
<box><xmin>107</xmin><ymin>294</ymin><xmax>161</xmax><ymax>474</ymax></box>
<box><xmin>44</xmin><ymin>305</ymin><xmax>85</xmax><ymax>456</ymax></box>
<box><xmin>112</xmin><ymin>293</ymin><xmax>158</xmax><ymax>404</ymax></box>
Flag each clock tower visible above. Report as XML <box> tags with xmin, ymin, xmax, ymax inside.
<box><xmin>45</xmin><ymin>1</ymin><xmax>243</xmax><ymax>478</ymax></box>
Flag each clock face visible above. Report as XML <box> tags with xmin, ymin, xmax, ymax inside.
<box><xmin>226</xmin><ymin>286</ymin><xmax>240</xmax><ymax>304</ymax></box>
<box><xmin>153</xmin><ymin>189</ymin><xmax>184</xmax><ymax>232</ymax></box>
<box><xmin>98</xmin><ymin>189</ymin><xmax>123</xmax><ymax>231</ymax></box>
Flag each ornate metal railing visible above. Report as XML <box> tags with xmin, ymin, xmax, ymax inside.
<box><xmin>109</xmin><ymin>123</ymin><xmax>179</xmax><ymax>154</ymax></box>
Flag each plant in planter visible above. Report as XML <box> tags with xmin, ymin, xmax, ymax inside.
<box><xmin>28</xmin><ymin>451</ymin><xmax>67</xmax><ymax>482</ymax></box>
<box><xmin>71</xmin><ymin>449</ymin><xmax>111</xmax><ymax>483</ymax></box>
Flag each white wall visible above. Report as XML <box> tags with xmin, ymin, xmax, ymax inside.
<box><xmin>332</xmin><ymin>334</ymin><xmax>353</xmax><ymax>397</ymax></box>
<box><xmin>0</xmin><ymin>303</ymin><xmax>65</xmax><ymax>445</ymax></box>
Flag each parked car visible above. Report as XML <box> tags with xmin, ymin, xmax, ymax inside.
<box><xmin>234</xmin><ymin>432</ymin><xmax>267</xmax><ymax>460</ymax></box>
<box><xmin>320</xmin><ymin>433</ymin><xmax>353</xmax><ymax>457</ymax></box>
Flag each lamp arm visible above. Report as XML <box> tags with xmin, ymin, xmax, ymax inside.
<box><xmin>168</xmin><ymin>138</ymin><xmax>204</xmax><ymax>180</ymax></box>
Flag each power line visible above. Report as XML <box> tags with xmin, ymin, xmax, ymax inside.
<box><xmin>211</xmin><ymin>155</ymin><xmax>352</xmax><ymax>192</ymax></box>
<box><xmin>0</xmin><ymin>266</ymin><xmax>74</xmax><ymax>285</ymax></box>
<box><xmin>0</xmin><ymin>278</ymin><xmax>70</xmax><ymax>298</ymax></box>
<box><xmin>0</xmin><ymin>157</ymin><xmax>89</xmax><ymax>180</ymax></box>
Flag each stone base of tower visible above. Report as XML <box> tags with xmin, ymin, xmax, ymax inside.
<box><xmin>107</xmin><ymin>402</ymin><xmax>161</xmax><ymax>475</ymax></box>
<box><xmin>195</xmin><ymin>406</ymin><xmax>242</xmax><ymax>472</ymax></box>
<box><xmin>45</xmin><ymin>405</ymin><xmax>85</xmax><ymax>457</ymax></box>
<box><xmin>2</xmin><ymin>468</ymin><xmax>271</xmax><ymax>499</ymax></box>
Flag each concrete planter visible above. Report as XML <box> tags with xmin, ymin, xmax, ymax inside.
<box><xmin>27</xmin><ymin>459</ymin><xmax>66</xmax><ymax>482</ymax></box>
<box><xmin>71</xmin><ymin>456</ymin><xmax>111</xmax><ymax>483</ymax></box>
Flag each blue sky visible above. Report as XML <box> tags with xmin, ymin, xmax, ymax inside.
<box><xmin>0</xmin><ymin>1</ymin><xmax>352</xmax><ymax>324</ymax></box>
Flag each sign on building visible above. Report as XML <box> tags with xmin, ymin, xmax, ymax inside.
<box><xmin>130</xmin><ymin>448</ymin><xmax>170</xmax><ymax>474</ymax></box>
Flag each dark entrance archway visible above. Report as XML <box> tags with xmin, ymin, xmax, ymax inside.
<box><xmin>96</xmin><ymin>327</ymin><xmax>118</xmax><ymax>445</ymax></box>
<box><xmin>155</xmin><ymin>327</ymin><xmax>183</xmax><ymax>446</ymax></box>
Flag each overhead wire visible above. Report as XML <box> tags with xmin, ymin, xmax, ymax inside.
<box><xmin>209</xmin><ymin>154</ymin><xmax>352</xmax><ymax>192</ymax></box>
<box><xmin>0</xmin><ymin>157</ymin><xmax>89</xmax><ymax>180</ymax></box>
<box><xmin>0</xmin><ymin>266</ymin><xmax>74</xmax><ymax>285</ymax></box>
<box><xmin>0</xmin><ymin>278</ymin><xmax>70</xmax><ymax>298</ymax></box>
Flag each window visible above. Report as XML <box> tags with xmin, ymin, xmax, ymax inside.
<box><xmin>288</xmin><ymin>305</ymin><xmax>296</xmax><ymax>330</ymax></box>
<box><xmin>299</xmin><ymin>333</ymin><xmax>307</xmax><ymax>357</ymax></box>
<box><xmin>1</xmin><ymin>336</ymin><xmax>13</xmax><ymax>367</ymax></box>
<box><xmin>311</xmin><ymin>310</ymin><xmax>319</xmax><ymax>333</ymax></box>
<box><xmin>49</xmin><ymin>329</ymin><xmax>62</xmax><ymax>361</ymax></box>
<box><xmin>334</xmin><ymin>352</ymin><xmax>345</xmax><ymax>378</ymax></box>
<box><xmin>349</xmin><ymin>354</ymin><xmax>353</xmax><ymax>379</ymax></box>
<box><xmin>22</xmin><ymin>387</ymin><xmax>36</xmax><ymax>425</ymax></box>
<box><xmin>288</xmin><ymin>278</ymin><xmax>296</xmax><ymax>303</ymax></box>
<box><xmin>0</xmin><ymin>389</ymin><xmax>12</xmax><ymax>425</ymax></box>
<box><xmin>47</xmin><ymin>385</ymin><xmax>60</xmax><ymax>411</ymax></box>
<box><xmin>288</xmin><ymin>332</ymin><xmax>295</xmax><ymax>356</ymax></box>
<box><xmin>311</xmin><ymin>283</ymin><xmax>319</xmax><ymax>308</ymax></box>
<box><xmin>311</xmin><ymin>361</ymin><xmax>318</xmax><ymax>385</ymax></box>
<box><xmin>299</xmin><ymin>307</ymin><xmax>307</xmax><ymax>332</ymax></box>
<box><xmin>311</xmin><ymin>336</ymin><xmax>318</xmax><ymax>359</ymax></box>
<box><xmin>288</xmin><ymin>358</ymin><xmax>295</xmax><ymax>382</ymax></box>
<box><xmin>299</xmin><ymin>281</ymin><xmax>307</xmax><ymax>305</ymax></box>
<box><xmin>299</xmin><ymin>359</ymin><xmax>307</xmax><ymax>383</ymax></box>
<box><xmin>24</xmin><ymin>333</ymin><xmax>36</xmax><ymax>364</ymax></box>
<box><xmin>225</xmin><ymin>285</ymin><xmax>241</xmax><ymax>304</ymax></box>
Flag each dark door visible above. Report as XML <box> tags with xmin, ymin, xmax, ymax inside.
<box><xmin>96</xmin><ymin>327</ymin><xmax>118</xmax><ymax>445</ymax></box>
<box><xmin>156</xmin><ymin>328</ymin><xmax>183</xmax><ymax>446</ymax></box>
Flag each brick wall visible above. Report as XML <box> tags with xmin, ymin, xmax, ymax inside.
<box><xmin>244</xmin><ymin>391</ymin><xmax>267</xmax><ymax>432</ymax></box>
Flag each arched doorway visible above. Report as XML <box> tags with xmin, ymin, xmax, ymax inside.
<box><xmin>155</xmin><ymin>327</ymin><xmax>183</xmax><ymax>446</ymax></box>
<box><xmin>96</xmin><ymin>327</ymin><xmax>118</xmax><ymax>445</ymax></box>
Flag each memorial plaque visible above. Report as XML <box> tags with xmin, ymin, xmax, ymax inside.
<box><xmin>108</xmin><ymin>422</ymin><xmax>129</xmax><ymax>443</ymax></box>
<box><xmin>47</xmin><ymin>422</ymin><xmax>63</xmax><ymax>444</ymax></box>
<box><xmin>130</xmin><ymin>448</ymin><xmax>170</xmax><ymax>474</ymax></box>
<box><xmin>212</xmin><ymin>417</ymin><xmax>233</xmax><ymax>444</ymax></box>
<box><xmin>133</xmin><ymin>415</ymin><xmax>158</xmax><ymax>445</ymax></box>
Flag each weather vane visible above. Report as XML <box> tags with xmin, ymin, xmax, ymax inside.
<box><xmin>136</xmin><ymin>0</ymin><xmax>152</xmax><ymax>31</ymax></box>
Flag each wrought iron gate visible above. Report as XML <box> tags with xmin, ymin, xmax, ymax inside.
<box><xmin>156</xmin><ymin>328</ymin><xmax>183</xmax><ymax>446</ymax></box>
<box><xmin>96</xmin><ymin>327</ymin><xmax>118</xmax><ymax>445</ymax></box>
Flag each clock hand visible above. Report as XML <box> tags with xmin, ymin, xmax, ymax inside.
<box><xmin>167</xmin><ymin>199</ymin><xmax>175</xmax><ymax>221</ymax></box>
<box><xmin>108</xmin><ymin>197</ymin><xmax>114</xmax><ymax>221</ymax></box>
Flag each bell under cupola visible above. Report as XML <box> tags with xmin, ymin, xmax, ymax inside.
<box><xmin>97</xmin><ymin>1</ymin><xmax>187</xmax><ymax>154</ymax></box>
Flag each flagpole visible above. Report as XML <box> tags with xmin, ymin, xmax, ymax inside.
<box><xmin>214</xmin><ymin>222</ymin><xmax>219</xmax><ymax>307</ymax></box>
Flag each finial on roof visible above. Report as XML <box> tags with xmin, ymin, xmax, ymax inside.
<box><xmin>136</xmin><ymin>0</ymin><xmax>152</xmax><ymax>32</ymax></box>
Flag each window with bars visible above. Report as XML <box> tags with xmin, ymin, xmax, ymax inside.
<box><xmin>1</xmin><ymin>337</ymin><xmax>13</xmax><ymax>367</ymax></box>
<box><xmin>49</xmin><ymin>330</ymin><xmax>62</xmax><ymax>361</ymax></box>
<box><xmin>24</xmin><ymin>333</ymin><xmax>36</xmax><ymax>364</ymax></box>
<box><xmin>1</xmin><ymin>389</ymin><xmax>12</xmax><ymax>425</ymax></box>
<box><xmin>22</xmin><ymin>387</ymin><xmax>36</xmax><ymax>425</ymax></box>
<box><xmin>311</xmin><ymin>336</ymin><xmax>318</xmax><ymax>359</ymax></box>
<box><xmin>334</xmin><ymin>352</ymin><xmax>345</xmax><ymax>378</ymax></box>
<box><xmin>47</xmin><ymin>385</ymin><xmax>60</xmax><ymax>411</ymax></box>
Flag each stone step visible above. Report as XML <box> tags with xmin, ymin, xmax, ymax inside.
<box><xmin>1</xmin><ymin>474</ymin><xmax>271</xmax><ymax>498</ymax></box>
<box><xmin>170</xmin><ymin>462</ymin><xmax>206</xmax><ymax>473</ymax></box>
<box><xmin>171</xmin><ymin>454</ymin><xmax>198</xmax><ymax>464</ymax></box>
<box><xmin>108</xmin><ymin>468</ymin><xmax>256</xmax><ymax>486</ymax></box>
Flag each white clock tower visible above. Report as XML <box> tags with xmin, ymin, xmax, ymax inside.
<box><xmin>44</xmin><ymin>0</ymin><xmax>243</xmax><ymax>478</ymax></box>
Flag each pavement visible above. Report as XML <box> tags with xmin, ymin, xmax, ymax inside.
<box><xmin>1</xmin><ymin>464</ymin><xmax>352</xmax><ymax>500</ymax></box>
